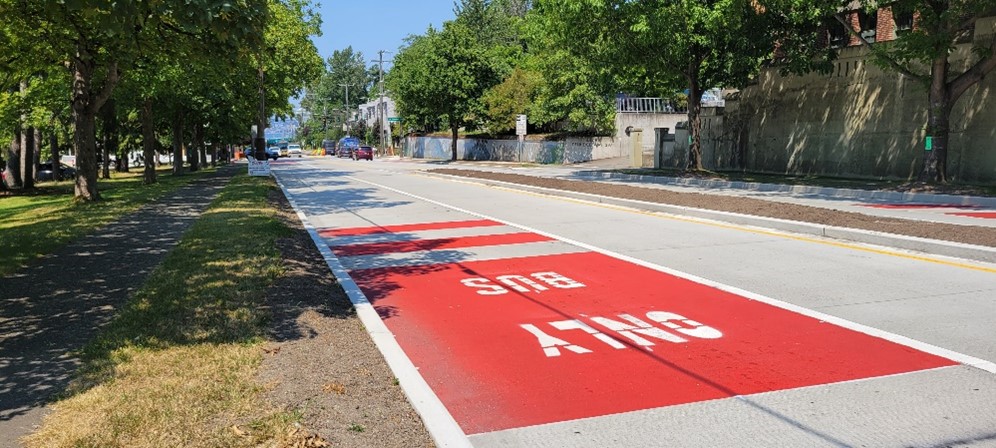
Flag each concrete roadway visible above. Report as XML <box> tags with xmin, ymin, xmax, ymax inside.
<box><xmin>269</xmin><ymin>156</ymin><xmax>996</xmax><ymax>448</ymax></box>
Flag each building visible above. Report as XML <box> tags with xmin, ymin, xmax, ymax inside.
<box><xmin>356</xmin><ymin>96</ymin><xmax>397</xmax><ymax>147</ymax></box>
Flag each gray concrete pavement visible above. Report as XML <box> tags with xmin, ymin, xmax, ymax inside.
<box><xmin>273</xmin><ymin>157</ymin><xmax>996</xmax><ymax>447</ymax></box>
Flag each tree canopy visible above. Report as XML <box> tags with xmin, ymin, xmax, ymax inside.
<box><xmin>0</xmin><ymin>0</ymin><xmax>321</xmax><ymax>198</ymax></box>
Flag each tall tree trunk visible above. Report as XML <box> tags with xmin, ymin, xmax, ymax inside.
<box><xmin>71</xmin><ymin>51</ymin><xmax>118</xmax><ymax>201</ymax></box>
<box><xmin>51</xmin><ymin>132</ymin><xmax>61</xmax><ymax>181</ymax></box>
<box><xmin>172</xmin><ymin>110</ymin><xmax>185</xmax><ymax>175</ymax></box>
<box><xmin>450</xmin><ymin>122</ymin><xmax>459</xmax><ymax>161</ymax></box>
<box><xmin>686</xmin><ymin>65</ymin><xmax>704</xmax><ymax>172</ymax></box>
<box><xmin>919</xmin><ymin>56</ymin><xmax>952</xmax><ymax>183</ymax></box>
<box><xmin>6</xmin><ymin>127</ymin><xmax>22</xmax><ymax>188</ymax></box>
<box><xmin>22</xmin><ymin>126</ymin><xmax>35</xmax><ymax>188</ymax></box>
<box><xmin>100</xmin><ymin>98</ymin><xmax>117</xmax><ymax>179</ymax></box>
<box><xmin>189</xmin><ymin>122</ymin><xmax>202</xmax><ymax>172</ymax></box>
<box><xmin>142</xmin><ymin>99</ymin><xmax>158</xmax><ymax>184</ymax></box>
<box><xmin>118</xmin><ymin>123</ymin><xmax>129</xmax><ymax>173</ymax></box>
<box><xmin>33</xmin><ymin>128</ymin><xmax>41</xmax><ymax>175</ymax></box>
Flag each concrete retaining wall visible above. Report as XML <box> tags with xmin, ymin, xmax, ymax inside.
<box><xmin>729</xmin><ymin>25</ymin><xmax>994</xmax><ymax>183</ymax></box>
<box><xmin>403</xmin><ymin>136</ymin><xmax>620</xmax><ymax>164</ymax></box>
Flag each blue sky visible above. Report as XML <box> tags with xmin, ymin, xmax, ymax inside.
<box><xmin>312</xmin><ymin>1</ymin><xmax>456</xmax><ymax>66</ymax></box>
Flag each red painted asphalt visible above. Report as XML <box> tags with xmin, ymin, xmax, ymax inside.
<box><xmin>326</xmin><ymin>220</ymin><xmax>958</xmax><ymax>435</ymax></box>
<box><xmin>949</xmin><ymin>212</ymin><xmax>996</xmax><ymax>220</ymax></box>
<box><xmin>859</xmin><ymin>203</ymin><xmax>981</xmax><ymax>209</ymax></box>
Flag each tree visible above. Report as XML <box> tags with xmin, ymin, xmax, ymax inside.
<box><xmin>535</xmin><ymin>0</ymin><xmax>836</xmax><ymax>169</ymax></box>
<box><xmin>481</xmin><ymin>67</ymin><xmax>543</xmax><ymax>132</ymax></box>
<box><xmin>0</xmin><ymin>0</ymin><xmax>267</xmax><ymax>200</ymax></box>
<box><xmin>839</xmin><ymin>1</ymin><xmax>996</xmax><ymax>183</ymax></box>
<box><xmin>389</xmin><ymin>21</ymin><xmax>501</xmax><ymax>160</ymax></box>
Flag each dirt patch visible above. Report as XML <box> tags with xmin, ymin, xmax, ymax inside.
<box><xmin>257</xmin><ymin>191</ymin><xmax>434</xmax><ymax>447</ymax></box>
<box><xmin>431</xmin><ymin>169</ymin><xmax>996</xmax><ymax>248</ymax></box>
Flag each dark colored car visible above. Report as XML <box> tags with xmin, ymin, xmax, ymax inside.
<box><xmin>336</xmin><ymin>136</ymin><xmax>360</xmax><ymax>158</ymax></box>
<box><xmin>37</xmin><ymin>163</ymin><xmax>76</xmax><ymax>181</ymax></box>
<box><xmin>265</xmin><ymin>147</ymin><xmax>281</xmax><ymax>160</ymax></box>
<box><xmin>353</xmin><ymin>146</ymin><xmax>373</xmax><ymax>161</ymax></box>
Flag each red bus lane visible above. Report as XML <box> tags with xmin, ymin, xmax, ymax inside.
<box><xmin>325</xmin><ymin>220</ymin><xmax>958</xmax><ymax>435</ymax></box>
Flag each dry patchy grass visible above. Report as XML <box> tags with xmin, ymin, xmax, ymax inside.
<box><xmin>23</xmin><ymin>174</ymin><xmax>304</xmax><ymax>447</ymax></box>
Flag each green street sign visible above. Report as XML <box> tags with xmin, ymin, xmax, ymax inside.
<box><xmin>925</xmin><ymin>136</ymin><xmax>933</xmax><ymax>151</ymax></box>
<box><xmin>388</xmin><ymin>117</ymin><xmax>401</xmax><ymax>123</ymax></box>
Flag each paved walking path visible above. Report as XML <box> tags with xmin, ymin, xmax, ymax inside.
<box><xmin>0</xmin><ymin>168</ymin><xmax>233</xmax><ymax>447</ymax></box>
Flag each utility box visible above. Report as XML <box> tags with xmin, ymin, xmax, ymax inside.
<box><xmin>654</xmin><ymin>127</ymin><xmax>674</xmax><ymax>169</ymax></box>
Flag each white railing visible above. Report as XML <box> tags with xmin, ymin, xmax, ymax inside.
<box><xmin>616</xmin><ymin>97</ymin><xmax>687</xmax><ymax>114</ymax></box>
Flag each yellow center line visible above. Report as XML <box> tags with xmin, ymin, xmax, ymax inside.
<box><xmin>421</xmin><ymin>173</ymin><xmax>996</xmax><ymax>274</ymax></box>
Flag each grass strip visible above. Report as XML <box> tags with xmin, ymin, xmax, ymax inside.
<box><xmin>24</xmin><ymin>174</ymin><xmax>301</xmax><ymax>447</ymax></box>
<box><xmin>0</xmin><ymin>168</ymin><xmax>217</xmax><ymax>277</ymax></box>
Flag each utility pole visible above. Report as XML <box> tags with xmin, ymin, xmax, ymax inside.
<box><xmin>377</xmin><ymin>50</ymin><xmax>392</xmax><ymax>152</ymax></box>
<box><xmin>339</xmin><ymin>83</ymin><xmax>353</xmax><ymax>136</ymax></box>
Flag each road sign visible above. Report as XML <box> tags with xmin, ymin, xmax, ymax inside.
<box><xmin>516</xmin><ymin>114</ymin><xmax>527</xmax><ymax>136</ymax></box>
<box><xmin>388</xmin><ymin>117</ymin><xmax>401</xmax><ymax>123</ymax></box>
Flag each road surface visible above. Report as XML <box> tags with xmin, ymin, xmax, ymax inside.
<box><xmin>270</xmin><ymin>156</ymin><xmax>996</xmax><ymax>447</ymax></box>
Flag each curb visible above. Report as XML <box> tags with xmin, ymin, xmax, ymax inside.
<box><xmin>271</xmin><ymin>173</ymin><xmax>473</xmax><ymax>448</ymax></box>
<box><xmin>423</xmin><ymin>172</ymin><xmax>996</xmax><ymax>264</ymax></box>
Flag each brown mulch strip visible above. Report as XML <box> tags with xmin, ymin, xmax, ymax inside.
<box><xmin>257</xmin><ymin>190</ymin><xmax>434</xmax><ymax>448</ymax></box>
<box><xmin>430</xmin><ymin>169</ymin><xmax>996</xmax><ymax>248</ymax></box>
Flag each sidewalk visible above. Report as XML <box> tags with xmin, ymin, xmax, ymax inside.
<box><xmin>0</xmin><ymin>168</ymin><xmax>234</xmax><ymax>446</ymax></box>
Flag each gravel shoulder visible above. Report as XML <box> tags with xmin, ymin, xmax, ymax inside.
<box><xmin>257</xmin><ymin>189</ymin><xmax>434</xmax><ymax>447</ymax></box>
<box><xmin>430</xmin><ymin>169</ymin><xmax>996</xmax><ymax>248</ymax></box>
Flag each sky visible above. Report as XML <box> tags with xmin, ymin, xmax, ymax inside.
<box><xmin>312</xmin><ymin>0</ymin><xmax>457</xmax><ymax>67</ymax></box>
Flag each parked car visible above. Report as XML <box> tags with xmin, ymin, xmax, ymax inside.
<box><xmin>37</xmin><ymin>162</ymin><xmax>77</xmax><ymax>181</ymax></box>
<box><xmin>287</xmin><ymin>143</ymin><xmax>303</xmax><ymax>157</ymax></box>
<box><xmin>353</xmin><ymin>146</ymin><xmax>373</xmax><ymax>161</ymax></box>
<box><xmin>266</xmin><ymin>146</ymin><xmax>280</xmax><ymax>160</ymax></box>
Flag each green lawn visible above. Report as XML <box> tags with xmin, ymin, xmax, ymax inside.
<box><xmin>25</xmin><ymin>174</ymin><xmax>302</xmax><ymax>447</ymax></box>
<box><xmin>0</xmin><ymin>168</ymin><xmax>217</xmax><ymax>276</ymax></box>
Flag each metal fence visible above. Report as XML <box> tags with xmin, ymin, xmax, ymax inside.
<box><xmin>615</xmin><ymin>97</ymin><xmax>687</xmax><ymax>114</ymax></box>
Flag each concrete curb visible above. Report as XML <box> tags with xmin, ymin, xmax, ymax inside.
<box><xmin>569</xmin><ymin>171</ymin><xmax>996</xmax><ymax>207</ymax></box>
<box><xmin>272</xmin><ymin>173</ymin><xmax>473</xmax><ymax>448</ymax></box>
<box><xmin>424</xmin><ymin>172</ymin><xmax>996</xmax><ymax>264</ymax></box>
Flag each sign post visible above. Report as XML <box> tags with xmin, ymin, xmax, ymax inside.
<box><xmin>516</xmin><ymin>115</ymin><xmax>527</xmax><ymax>162</ymax></box>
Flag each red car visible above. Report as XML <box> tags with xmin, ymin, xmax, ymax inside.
<box><xmin>353</xmin><ymin>146</ymin><xmax>373</xmax><ymax>161</ymax></box>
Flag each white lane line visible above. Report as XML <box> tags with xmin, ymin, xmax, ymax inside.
<box><xmin>345</xmin><ymin>174</ymin><xmax>996</xmax><ymax>375</ymax></box>
<box><xmin>325</xmin><ymin>225</ymin><xmax>527</xmax><ymax>247</ymax></box>
<box><xmin>337</xmin><ymin>241</ymin><xmax>589</xmax><ymax>271</ymax></box>
<box><xmin>272</xmin><ymin>172</ymin><xmax>473</xmax><ymax>448</ymax></box>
